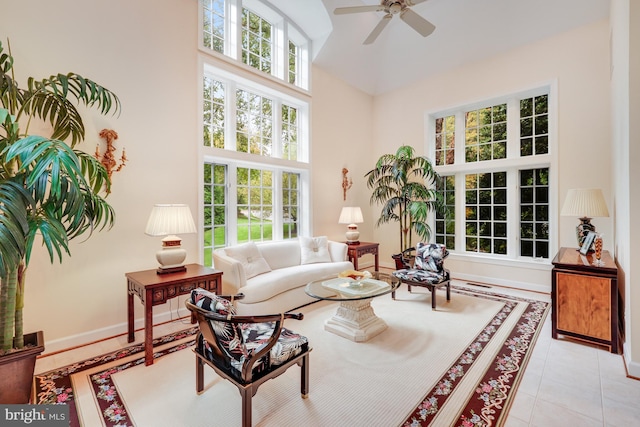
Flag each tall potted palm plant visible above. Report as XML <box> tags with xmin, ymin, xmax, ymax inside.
<box><xmin>0</xmin><ymin>39</ymin><xmax>120</xmax><ymax>403</ymax></box>
<box><xmin>365</xmin><ymin>145</ymin><xmax>445</xmax><ymax>265</ymax></box>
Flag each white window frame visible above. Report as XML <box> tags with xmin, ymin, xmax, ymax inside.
<box><xmin>198</xmin><ymin>0</ymin><xmax>311</xmax><ymax>91</ymax></box>
<box><xmin>198</xmin><ymin>55</ymin><xmax>311</xmax><ymax>254</ymax></box>
<box><xmin>426</xmin><ymin>83</ymin><xmax>558</xmax><ymax>267</ymax></box>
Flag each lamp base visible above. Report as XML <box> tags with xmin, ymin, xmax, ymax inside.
<box><xmin>156</xmin><ymin>265</ymin><xmax>187</xmax><ymax>275</ymax></box>
<box><xmin>345</xmin><ymin>225</ymin><xmax>360</xmax><ymax>245</ymax></box>
<box><xmin>155</xmin><ymin>235</ymin><xmax>187</xmax><ymax>274</ymax></box>
<box><xmin>576</xmin><ymin>216</ymin><xmax>595</xmax><ymax>248</ymax></box>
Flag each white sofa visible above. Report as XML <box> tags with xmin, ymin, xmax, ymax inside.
<box><xmin>213</xmin><ymin>238</ymin><xmax>354</xmax><ymax>315</ymax></box>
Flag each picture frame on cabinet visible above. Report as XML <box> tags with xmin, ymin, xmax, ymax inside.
<box><xmin>579</xmin><ymin>231</ymin><xmax>596</xmax><ymax>255</ymax></box>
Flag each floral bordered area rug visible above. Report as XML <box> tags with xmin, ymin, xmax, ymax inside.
<box><xmin>34</xmin><ymin>285</ymin><xmax>549</xmax><ymax>427</ymax></box>
<box><xmin>34</xmin><ymin>327</ymin><xmax>198</xmax><ymax>426</ymax></box>
<box><xmin>401</xmin><ymin>286</ymin><xmax>549</xmax><ymax>427</ymax></box>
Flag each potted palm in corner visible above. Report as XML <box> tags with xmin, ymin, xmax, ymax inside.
<box><xmin>365</xmin><ymin>145</ymin><xmax>445</xmax><ymax>268</ymax></box>
<box><xmin>0</xmin><ymin>39</ymin><xmax>120</xmax><ymax>403</ymax></box>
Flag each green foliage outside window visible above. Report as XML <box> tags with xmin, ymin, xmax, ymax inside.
<box><xmin>242</xmin><ymin>9</ymin><xmax>272</xmax><ymax>74</ymax></box>
<box><xmin>520</xmin><ymin>94</ymin><xmax>549</xmax><ymax>156</ymax></box>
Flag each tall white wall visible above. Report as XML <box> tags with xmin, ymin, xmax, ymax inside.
<box><xmin>368</xmin><ymin>20</ymin><xmax>612</xmax><ymax>291</ymax></box>
<box><xmin>1</xmin><ymin>0</ymin><xmax>202</xmax><ymax>351</ymax></box>
<box><xmin>611</xmin><ymin>0</ymin><xmax>640</xmax><ymax>376</ymax></box>
<box><xmin>0</xmin><ymin>0</ymin><xmax>377</xmax><ymax>352</ymax></box>
<box><xmin>310</xmin><ymin>67</ymin><xmax>374</xmax><ymax>242</ymax></box>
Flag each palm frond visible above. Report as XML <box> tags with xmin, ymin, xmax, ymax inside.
<box><xmin>0</xmin><ymin>180</ymin><xmax>32</xmax><ymax>277</ymax></box>
<box><xmin>365</xmin><ymin>145</ymin><xmax>445</xmax><ymax>252</ymax></box>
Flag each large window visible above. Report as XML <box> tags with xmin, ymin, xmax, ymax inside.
<box><xmin>431</xmin><ymin>87</ymin><xmax>553</xmax><ymax>261</ymax></box>
<box><xmin>435</xmin><ymin>175</ymin><xmax>456</xmax><ymax>249</ymax></box>
<box><xmin>519</xmin><ymin>168</ymin><xmax>549</xmax><ymax>258</ymax></box>
<box><xmin>465</xmin><ymin>104</ymin><xmax>507</xmax><ymax>162</ymax></box>
<box><xmin>200</xmin><ymin>0</ymin><xmax>310</xmax><ymax>91</ymax></box>
<box><xmin>241</xmin><ymin>9</ymin><xmax>272</xmax><ymax>74</ymax></box>
<box><xmin>199</xmin><ymin>1</ymin><xmax>311</xmax><ymax>267</ymax></box>
<box><xmin>202</xmin><ymin>0</ymin><xmax>225</xmax><ymax>54</ymax></box>
<box><xmin>464</xmin><ymin>171</ymin><xmax>508</xmax><ymax>255</ymax></box>
<box><xmin>236</xmin><ymin>88</ymin><xmax>273</xmax><ymax>155</ymax></box>
<box><xmin>202</xmin><ymin>162</ymin><xmax>302</xmax><ymax>260</ymax></box>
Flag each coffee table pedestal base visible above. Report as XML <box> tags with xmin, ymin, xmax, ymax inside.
<box><xmin>324</xmin><ymin>299</ymin><xmax>387</xmax><ymax>342</ymax></box>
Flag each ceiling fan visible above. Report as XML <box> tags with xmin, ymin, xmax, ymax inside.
<box><xmin>334</xmin><ymin>0</ymin><xmax>435</xmax><ymax>45</ymax></box>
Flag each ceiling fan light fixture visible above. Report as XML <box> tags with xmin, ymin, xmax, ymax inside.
<box><xmin>389</xmin><ymin>3</ymin><xmax>403</xmax><ymax>14</ymax></box>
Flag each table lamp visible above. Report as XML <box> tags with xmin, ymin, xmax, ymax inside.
<box><xmin>339</xmin><ymin>206</ymin><xmax>363</xmax><ymax>245</ymax></box>
<box><xmin>145</xmin><ymin>204</ymin><xmax>197</xmax><ymax>274</ymax></box>
<box><xmin>560</xmin><ymin>188</ymin><xmax>609</xmax><ymax>248</ymax></box>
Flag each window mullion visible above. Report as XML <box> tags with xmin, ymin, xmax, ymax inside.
<box><xmin>274</xmin><ymin>20</ymin><xmax>285</xmax><ymax>81</ymax></box>
<box><xmin>273</xmin><ymin>171</ymin><xmax>283</xmax><ymax>239</ymax></box>
<box><xmin>227</xmin><ymin>0</ymin><xmax>241</xmax><ymax>60</ymax></box>
<box><xmin>226</xmin><ymin>80</ymin><xmax>237</xmax><ymax>151</ymax></box>
<box><xmin>455</xmin><ymin>173</ymin><xmax>466</xmax><ymax>253</ymax></box>
<box><xmin>506</xmin><ymin>168</ymin><xmax>520</xmax><ymax>258</ymax></box>
<box><xmin>273</xmin><ymin>99</ymin><xmax>282</xmax><ymax>158</ymax></box>
<box><xmin>506</xmin><ymin>98</ymin><xmax>520</xmax><ymax>159</ymax></box>
<box><xmin>228</xmin><ymin>163</ymin><xmax>239</xmax><ymax>245</ymax></box>
<box><xmin>455</xmin><ymin>112</ymin><xmax>465</xmax><ymax>165</ymax></box>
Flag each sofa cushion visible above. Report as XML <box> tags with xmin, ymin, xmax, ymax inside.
<box><xmin>238</xmin><ymin>260</ymin><xmax>353</xmax><ymax>304</ymax></box>
<box><xmin>224</xmin><ymin>242</ymin><xmax>272</xmax><ymax>279</ymax></box>
<box><xmin>257</xmin><ymin>240</ymin><xmax>301</xmax><ymax>270</ymax></box>
<box><xmin>300</xmin><ymin>236</ymin><xmax>331</xmax><ymax>265</ymax></box>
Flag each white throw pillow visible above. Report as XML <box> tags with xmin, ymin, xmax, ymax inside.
<box><xmin>224</xmin><ymin>242</ymin><xmax>272</xmax><ymax>279</ymax></box>
<box><xmin>300</xmin><ymin>236</ymin><xmax>331</xmax><ymax>265</ymax></box>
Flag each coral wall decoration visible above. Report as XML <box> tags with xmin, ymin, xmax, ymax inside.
<box><xmin>342</xmin><ymin>167</ymin><xmax>353</xmax><ymax>201</ymax></box>
<box><xmin>95</xmin><ymin>129</ymin><xmax>127</xmax><ymax>192</ymax></box>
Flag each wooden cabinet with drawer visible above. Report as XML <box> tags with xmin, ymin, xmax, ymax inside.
<box><xmin>551</xmin><ymin>247</ymin><xmax>622</xmax><ymax>353</ymax></box>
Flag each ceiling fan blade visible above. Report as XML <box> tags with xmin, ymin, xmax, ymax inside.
<box><xmin>334</xmin><ymin>5</ymin><xmax>384</xmax><ymax>15</ymax></box>
<box><xmin>400</xmin><ymin>8</ymin><xmax>435</xmax><ymax>37</ymax></box>
<box><xmin>405</xmin><ymin>0</ymin><xmax>429</xmax><ymax>6</ymax></box>
<box><xmin>363</xmin><ymin>14</ymin><xmax>392</xmax><ymax>45</ymax></box>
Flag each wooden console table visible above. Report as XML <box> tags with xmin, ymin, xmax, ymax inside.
<box><xmin>126</xmin><ymin>264</ymin><xmax>222</xmax><ymax>365</ymax></box>
<box><xmin>346</xmin><ymin>241</ymin><xmax>379</xmax><ymax>271</ymax></box>
<box><xmin>551</xmin><ymin>247</ymin><xmax>622</xmax><ymax>353</ymax></box>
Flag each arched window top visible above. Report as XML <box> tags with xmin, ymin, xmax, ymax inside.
<box><xmin>200</xmin><ymin>0</ymin><xmax>312</xmax><ymax>91</ymax></box>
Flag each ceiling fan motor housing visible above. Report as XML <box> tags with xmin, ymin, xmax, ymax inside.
<box><xmin>388</xmin><ymin>2</ymin><xmax>403</xmax><ymax>14</ymax></box>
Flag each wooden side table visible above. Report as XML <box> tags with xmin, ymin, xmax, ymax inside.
<box><xmin>346</xmin><ymin>242</ymin><xmax>379</xmax><ymax>271</ymax></box>
<box><xmin>551</xmin><ymin>247</ymin><xmax>622</xmax><ymax>353</ymax></box>
<box><xmin>126</xmin><ymin>264</ymin><xmax>222</xmax><ymax>365</ymax></box>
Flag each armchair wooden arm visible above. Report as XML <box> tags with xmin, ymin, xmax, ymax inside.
<box><xmin>185</xmin><ymin>301</ymin><xmax>305</xmax><ymax>382</ymax></box>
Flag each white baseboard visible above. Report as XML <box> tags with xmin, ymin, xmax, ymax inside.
<box><xmin>623</xmin><ymin>343</ymin><xmax>640</xmax><ymax>378</ymax></box>
<box><xmin>42</xmin><ymin>297</ymin><xmax>191</xmax><ymax>355</ymax></box>
<box><xmin>450</xmin><ymin>272</ymin><xmax>550</xmax><ymax>294</ymax></box>
<box><xmin>379</xmin><ymin>261</ymin><xmax>550</xmax><ymax>294</ymax></box>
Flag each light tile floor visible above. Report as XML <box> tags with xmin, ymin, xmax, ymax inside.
<box><xmin>462</xmin><ymin>282</ymin><xmax>640</xmax><ymax>427</ymax></box>
<box><xmin>34</xmin><ymin>280</ymin><xmax>640</xmax><ymax>427</ymax></box>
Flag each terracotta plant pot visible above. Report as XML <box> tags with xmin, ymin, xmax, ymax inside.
<box><xmin>0</xmin><ymin>331</ymin><xmax>45</xmax><ymax>403</ymax></box>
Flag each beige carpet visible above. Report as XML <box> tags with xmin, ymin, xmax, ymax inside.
<box><xmin>36</xmin><ymin>285</ymin><xmax>549</xmax><ymax>427</ymax></box>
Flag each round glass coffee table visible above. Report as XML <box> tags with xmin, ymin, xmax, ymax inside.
<box><xmin>305</xmin><ymin>272</ymin><xmax>400</xmax><ymax>342</ymax></box>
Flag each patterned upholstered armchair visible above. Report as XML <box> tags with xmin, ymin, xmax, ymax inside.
<box><xmin>391</xmin><ymin>242</ymin><xmax>451</xmax><ymax>310</ymax></box>
<box><xmin>185</xmin><ymin>288</ymin><xmax>311</xmax><ymax>427</ymax></box>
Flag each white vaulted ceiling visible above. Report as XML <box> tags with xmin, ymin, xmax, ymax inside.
<box><xmin>269</xmin><ymin>0</ymin><xmax>610</xmax><ymax>95</ymax></box>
